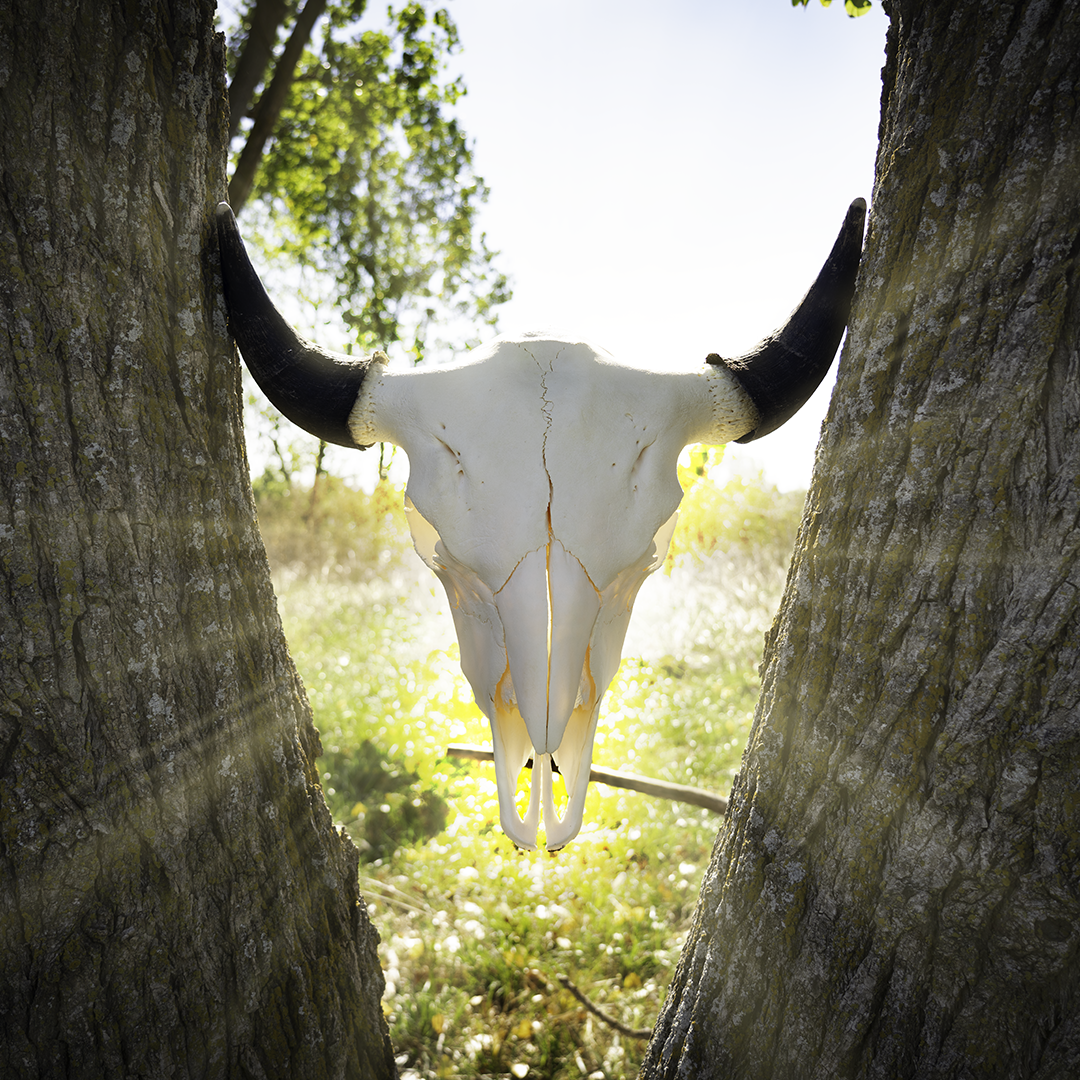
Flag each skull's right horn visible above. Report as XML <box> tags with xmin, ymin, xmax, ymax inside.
<box><xmin>708</xmin><ymin>197</ymin><xmax>866</xmax><ymax>443</ymax></box>
<box><xmin>215</xmin><ymin>202</ymin><xmax>375</xmax><ymax>450</ymax></box>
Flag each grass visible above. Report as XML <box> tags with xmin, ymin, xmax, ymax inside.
<box><xmin>259</xmin><ymin>460</ymin><xmax>803</xmax><ymax>1079</ymax></box>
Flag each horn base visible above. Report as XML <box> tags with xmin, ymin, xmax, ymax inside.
<box><xmin>709</xmin><ymin>197</ymin><xmax>866</xmax><ymax>443</ymax></box>
<box><xmin>216</xmin><ymin>202</ymin><xmax>375</xmax><ymax>450</ymax></box>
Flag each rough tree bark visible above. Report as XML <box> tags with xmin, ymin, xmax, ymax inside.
<box><xmin>643</xmin><ymin>1</ymin><xmax>1080</xmax><ymax>1077</ymax></box>
<box><xmin>0</xmin><ymin>2</ymin><xmax>395</xmax><ymax>1077</ymax></box>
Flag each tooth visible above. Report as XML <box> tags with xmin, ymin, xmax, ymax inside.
<box><xmin>436</xmin><ymin>566</ymin><xmax>503</xmax><ymax>713</ymax></box>
<box><xmin>588</xmin><ymin>538</ymin><xmax>663</xmax><ymax>706</ymax></box>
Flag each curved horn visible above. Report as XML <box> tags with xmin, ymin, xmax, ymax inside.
<box><xmin>708</xmin><ymin>197</ymin><xmax>866</xmax><ymax>443</ymax></box>
<box><xmin>215</xmin><ymin>202</ymin><xmax>375</xmax><ymax>449</ymax></box>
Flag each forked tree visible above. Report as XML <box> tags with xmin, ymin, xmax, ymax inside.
<box><xmin>0</xmin><ymin>1</ymin><xmax>395</xmax><ymax>1076</ymax></box>
<box><xmin>643</xmin><ymin>1</ymin><xmax>1080</xmax><ymax>1076</ymax></box>
<box><xmin>5</xmin><ymin>0</ymin><xmax>1078</xmax><ymax>1077</ymax></box>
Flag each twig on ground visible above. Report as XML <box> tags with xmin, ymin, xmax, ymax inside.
<box><xmin>445</xmin><ymin>743</ymin><xmax>728</xmax><ymax>815</ymax></box>
<box><xmin>555</xmin><ymin>973</ymin><xmax>654</xmax><ymax>1040</ymax></box>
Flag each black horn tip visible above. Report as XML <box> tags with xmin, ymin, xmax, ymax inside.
<box><xmin>215</xmin><ymin>201</ymin><xmax>373</xmax><ymax>450</ymax></box>
<box><xmin>709</xmin><ymin>197</ymin><xmax>867</xmax><ymax>443</ymax></box>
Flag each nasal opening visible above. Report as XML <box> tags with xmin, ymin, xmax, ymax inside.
<box><xmin>513</xmin><ymin>757</ymin><xmax>569</xmax><ymax>830</ymax></box>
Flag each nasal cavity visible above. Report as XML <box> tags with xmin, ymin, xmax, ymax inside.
<box><xmin>512</xmin><ymin>757</ymin><xmax>568</xmax><ymax>827</ymax></box>
<box><xmin>546</xmin><ymin>755</ymin><xmax>569</xmax><ymax>821</ymax></box>
<box><xmin>513</xmin><ymin>761</ymin><xmax>533</xmax><ymax>821</ymax></box>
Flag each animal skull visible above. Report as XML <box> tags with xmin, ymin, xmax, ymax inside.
<box><xmin>216</xmin><ymin>199</ymin><xmax>865</xmax><ymax>850</ymax></box>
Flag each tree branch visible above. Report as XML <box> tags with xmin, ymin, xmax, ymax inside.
<box><xmin>556</xmin><ymin>974</ymin><xmax>654</xmax><ymax>1040</ymax></box>
<box><xmin>228</xmin><ymin>0</ymin><xmax>329</xmax><ymax>213</ymax></box>
<box><xmin>227</xmin><ymin>0</ymin><xmax>289</xmax><ymax>140</ymax></box>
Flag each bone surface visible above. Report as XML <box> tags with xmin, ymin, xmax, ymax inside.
<box><xmin>351</xmin><ymin>334</ymin><xmax>757</xmax><ymax>849</ymax></box>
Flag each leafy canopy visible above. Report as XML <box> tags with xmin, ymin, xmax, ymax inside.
<box><xmin>791</xmin><ymin>0</ymin><xmax>873</xmax><ymax>16</ymax></box>
<box><xmin>227</xmin><ymin>2</ymin><xmax>509</xmax><ymax>361</ymax></box>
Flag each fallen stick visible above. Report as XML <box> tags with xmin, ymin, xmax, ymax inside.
<box><xmin>445</xmin><ymin>743</ymin><xmax>728</xmax><ymax>815</ymax></box>
<box><xmin>555</xmin><ymin>973</ymin><xmax>654</xmax><ymax>1040</ymax></box>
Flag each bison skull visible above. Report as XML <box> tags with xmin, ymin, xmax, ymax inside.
<box><xmin>216</xmin><ymin>199</ymin><xmax>865</xmax><ymax>850</ymax></box>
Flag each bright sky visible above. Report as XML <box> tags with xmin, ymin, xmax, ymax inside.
<box><xmin>237</xmin><ymin>0</ymin><xmax>891</xmax><ymax>491</ymax></box>
<box><xmin>433</xmin><ymin>0</ymin><xmax>890</xmax><ymax>490</ymax></box>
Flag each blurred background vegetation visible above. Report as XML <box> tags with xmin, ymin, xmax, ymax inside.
<box><xmin>255</xmin><ymin>455</ymin><xmax>804</xmax><ymax>1080</ymax></box>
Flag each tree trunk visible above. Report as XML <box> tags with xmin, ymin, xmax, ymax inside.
<box><xmin>643</xmin><ymin>1</ymin><xmax>1080</xmax><ymax>1077</ymax></box>
<box><xmin>0</xmin><ymin>2</ymin><xmax>395</xmax><ymax>1077</ymax></box>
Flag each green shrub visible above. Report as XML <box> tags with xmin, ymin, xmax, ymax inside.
<box><xmin>666</xmin><ymin>447</ymin><xmax>804</xmax><ymax>569</ymax></box>
<box><xmin>321</xmin><ymin>739</ymin><xmax>449</xmax><ymax>861</ymax></box>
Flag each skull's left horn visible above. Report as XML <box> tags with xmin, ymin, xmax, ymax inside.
<box><xmin>216</xmin><ymin>202</ymin><xmax>374</xmax><ymax>449</ymax></box>
<box><xmin>709</xmin><ymin>197</ymin><xmax>866</xmax><ymax>443</ymax></box>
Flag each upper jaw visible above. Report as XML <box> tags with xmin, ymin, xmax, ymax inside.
<box><xmin>414</xmin><ymin>500</ymin><xmax>671</xmax><ymax>849</ymax></box>
<box><xmin>491</xmin><ymin>717</ymin><xmax>599</xmax><ymax>852</ymax></box>
<box><xmin>480</xmin><ymin>538</ymin><xmax>662</xmax><ymax>851</ymax></box>
<box><xmin>488</xmin><ymin>543</ymin><xmax>601</xmax><ymax>851</ymax></box>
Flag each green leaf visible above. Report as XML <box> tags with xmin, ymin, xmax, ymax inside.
<box><xmin>229</xmin><ymin>2</ymin><xmax>509</xmax><ymax>358</ymax></box>
<box><xmin>791</xmin><ymin>0</ymin><xmax>874</xmax><ymax>13</ymax></box>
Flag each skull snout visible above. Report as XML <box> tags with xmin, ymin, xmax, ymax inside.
<box><xmin>492</xmin><ymin>543</ymin><xmax>602</xmax><ymax>850</ymax></box>
<box><xmin>495</xmin><ymin>544</ymin><xmax>600</xmax><ymax>755</ymax></box>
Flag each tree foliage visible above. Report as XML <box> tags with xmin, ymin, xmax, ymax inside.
<box><xmin>225</xmin><ymin>0</ymin><xmax>509</xmax><ymax>360</ymax></box>
<box><xmin>792</xmin><ymin>0</ymin><xmax>873</xmax><ymax>17</ymax></box>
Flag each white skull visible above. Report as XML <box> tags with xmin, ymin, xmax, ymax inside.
<box><xmin>215</xmin><ymin>198</ymin><xmax>865</xmax><ymax>851</ymax></box>
<box><xmin>350</xmin><ymin>334</ymin><xmax>757</xmax><ymax>849</ymax></box>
